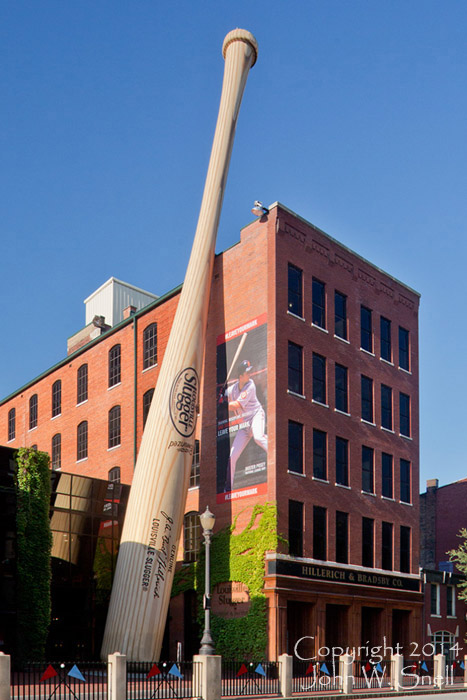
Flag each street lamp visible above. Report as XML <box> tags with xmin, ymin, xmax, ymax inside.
<box><xmin>199</xmin><ymin>506</ymin><xmax>216</xmax><ymax>655</ymax></box>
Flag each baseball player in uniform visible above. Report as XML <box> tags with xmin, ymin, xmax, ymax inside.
<box><xmin>223</xmin><ymin>360</ymin><xmax>267</xmax><ymax>492</ymax></box>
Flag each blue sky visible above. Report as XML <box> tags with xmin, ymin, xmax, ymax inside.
<box><xmin>2</xmin><ymin>1</ymin><xmax>466</xmax><ymax>488</ymax></box>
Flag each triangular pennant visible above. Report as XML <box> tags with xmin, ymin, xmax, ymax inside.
<box><xmin>255</xmin><ymin>663</ymin><xmax>266</xmax><ymax>676</ymax></box>
<box><xmin>40</xmin><ymin>665</ymin><xmax>58</xmax><ymax>681</ymax></box>
<box><xmin>461</xmin><ymin>662</ymin><xmax>465</xmax><ymax>670</ymax></box>
<box><xmin>365</xmin><ymin>662</ymin><xmax>372</xmax><ymax>672</ymax></box>
<box><xmin>376</xmin><ymin>663</ymin><xmax>383</xmax><ymax>673</ymax></box>
<box><xmin>147</xmin><ymin>664</ymin><xmax>161</xmax><ymax>679</ymax></box>
<box><xmin>236</xmin><ymin>663</ymin><xmax>248</xmax><ymax>677</ymax></box>
<box><xmin>68</xmin><ymin>665</ymin><xmax>86</xmax><ymax>682</ymax></box>
<box><xmin>305</xmin><ymin>663</ymin><xmax>314</xmax><ymax>676</ymax></box>
<box><xmin>421</xmin><ymin>661</ymin><xmax>428</xmax><ymax>672</ymax></box>
<box><xmin>453</xmin><ymin>661</ymin><xmax>457</xmax><ymax>669</ymax></box>
<box><xmin>321</xmin><ymin>662</ymin><xmax>330</xmax><ymax>675</ymax></box>
<box><xmin>168</xmin><ymin>664</ymin><xmax>182</xmax><ymax>679</ymax></box>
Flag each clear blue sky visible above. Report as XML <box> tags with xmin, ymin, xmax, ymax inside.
<box><xmin>2</xmin><ymin>1</ymin><xmax>466</xmax><ymax>489</ymax></box>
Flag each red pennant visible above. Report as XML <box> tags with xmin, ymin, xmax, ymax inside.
<box><xmin>41</xmin><ymin>665</ymin><xmax>58</xmax><ymax>681</ymax></box>
<box><xmin>146</xmin><ymin>664</ymin><xmax>161</xmax><ymax>679</ymax></box>
<box><xmin>236</xmin><ymin>663</ymin><xmax>248</xmax><ymax>677</ymax></box>
<box><xmin>453</xmin><ymin>662</ymin><xmax>457</xmax><ymax>669</ymax></box>
<box><xmin>365</xmin><ymin>662</ymin><xmax>372</xmax><ymax>672</ymax></box>
<box><xmin>305</xmin><ymin>663</ymin><xmax>314</xmax><ymax>676</ymax></box>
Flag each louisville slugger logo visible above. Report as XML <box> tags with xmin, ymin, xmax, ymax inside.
<box><xmin>169</xmin><ymin>367</ymin><xmax>199</xmax><ymax>437</ymax></box>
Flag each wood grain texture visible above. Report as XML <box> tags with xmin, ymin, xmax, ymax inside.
<box><xmin>101</xmin><ymin>29</ymin><xmax>258</xmax><ymax>662</ymax></box>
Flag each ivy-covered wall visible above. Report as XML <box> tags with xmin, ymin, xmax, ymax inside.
<box><xmin>15</xmin><ymin>448</ymin><xmax>52</xmax><ymax>662</ymax></box>
<box><xmin>173</xmin><ymin>502</ymin><xmax>281</xmax><ymax>660</ymax></box>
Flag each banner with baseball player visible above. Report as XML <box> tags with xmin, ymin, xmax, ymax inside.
<box><xmin>216</xmin><ymin>313</ymin><xmax>268</xmax><ymax>504</ymax></box>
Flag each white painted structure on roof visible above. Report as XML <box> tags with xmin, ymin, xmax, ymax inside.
<box><xmin>84</xmin><ymin>277</ymin><xmax>158</xmax><ymax>328</ymax></box>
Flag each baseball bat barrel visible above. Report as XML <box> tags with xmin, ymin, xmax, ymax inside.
<box><xmin>101</xmin><ymin>29</ymin><xmax>258</xmax><ymax>662</ymax></box>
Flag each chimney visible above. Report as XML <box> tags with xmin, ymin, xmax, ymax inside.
<box><xmin>123</xmin><ymin>305</ymin><xmax>137</xmax><ymax>320</ymax></box>
<box><xmin>427</xmin><ymin>478</ymin><xmax>439</xmax><ymax>490</ymax></box>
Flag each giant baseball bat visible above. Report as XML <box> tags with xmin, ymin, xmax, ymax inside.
<box><xmin>101</xmin><ymin>29</ymin><xmax>258</xmax><ymax>662</ymax></box>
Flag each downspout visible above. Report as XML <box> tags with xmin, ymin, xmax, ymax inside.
<box><xmin>133</xmin><ymin>314</ymin><xmax>138</xmax><ymax>469</ymax></box>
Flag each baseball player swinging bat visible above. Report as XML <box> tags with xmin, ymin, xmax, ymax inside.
<box><xmin>219</xmin><ymin>332</ymin><xmax>248</xmax><ymax>399</ymax></box>
<box><xmin>101</xmin><ymin>29</ymin><xmax>258</xmax><ymax>662</ymax></box>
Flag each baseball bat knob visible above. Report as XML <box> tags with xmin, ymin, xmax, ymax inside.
<box><xmin>222</xmin><ymin>28</ymin><xmax>258</xmax><ymax>66</ymax></box>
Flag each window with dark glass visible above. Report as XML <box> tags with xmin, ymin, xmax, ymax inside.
<box><xmin>362</xmin><ymin>445</ymin><xmax>374</xmax><ymax>493</ymax></box>
<box><xmin>447</xmin><ymin>586</ymin><xmax>455</xmax><ymax>616</ymax></box>
<box><xmin>382</xmin><ymin>521</ymin><xmax>393</xmax><ymax>570</ymax></box>
<box><xmin>288</xmin><ymin>263</ymin><xmax>303</xmax><ymax>317</ymax></box>
<box><xmin>108</xmin><ymin>406</ymin><xmax>121</xmax><ymax>448</ymax></box>
<box><xmin>361</xmin><ymin>306</ymin><xmax>372</xmax><ymax>352</ymax></box>
<box><xmin>399</xmin><ymin>327</ymin><xmax>410</xmax><ymax>371</ymax></box>
<box><xmin>184</xmin><ymin>512</ymin><xmax>201</xmax><ymax>563</ymax></box>
<box><xmin>51</xmin><ymin>433</ymin><xmax>61</xmax><ymax>470</ymax></box>
<box><xmin>143</xmin><ymin>323</ymin><xmax>158</xmax><ymax>369</ymax></box>
<box><xmin>336</xmin><ymin>511</ymin><xmax>348</xmax><ymax>564</ymax></box>
<box><xmin>288</xmin><ymin>500</ymin><xmax>303</xmax><ymax>557</ymax></box>
<box><xmin>190</xmin><ymin>439</ymin><xmax>200</xmax><ymax>488</ymax></box>
<box><xmin>380</xmin><ymin>317</ymin><xmax>392</xmax><ymax>362</ymax></box>
<box><xmin>312</xmin><ymin>278</ymin><xmax>325</xmax><ymax>328</ymax></box>
<box><xmin>29</xmin><ymin>394</ymin><xmax>38</xmax><ymax>430</ymax></box>
<box><xmin>52</xmin><ymin>380</ymin><xmax>61</xmax><ymax>417</ymax></box>
<box><xmin>362</xmin><ymin>518</ymin><xmax>374</xmax><ymax>567</ymax></box>
<box><xmin>430</xmin><ymin>583</ymin><xmax>439</xmax><ymax>615</ymax></box>
<box><xmin>288</xmin><ymin>420</ymin><xmax>303</xmax><ymax>474</ymax></box>
<box><xmin>382</xmin><ymin>452</ymin><xmax>393</xmax><ymax>498</ymax></box>
<box><xmin>400</xmin><ymin>526</ymin><xmax>410</xmax><ymax>573</ymax></box>
<box><xmin>288</xmin><ymin>342</ymin><xmax>303</xmax><ymax>395</ymax></box>
<box><xmin>381</xmin><ymin>384</ymin><xmax>393</xmax><ymax>430</ymax></box>
<box><xmin>8</xmin><ymin>408</ymin><xmax>15</xmax><ymax>441</ymax></box>
<box><xmin>77</xmin><ymin>421</ymin><xmax>88</xmax><ymax>460</ymax></box>
<box><xmin>313</xmin><ymin>506</ymin><xmax>327</xmax><ymax>560</ymax></box>
<box><xmin>335</xmin><ymin>291</ymin><xmax>347</xmax><ymax>340</ymax></box>
<box><xmin>312</xmin><ymin>353</ymin><xmax>326</xmax><ymax>404</ymax></box>
<box><xmin>400</xmin><ymin>393</ymin><xmax>411</xmax><ymax>437</ymax></box>
<box><xmin>313</xmin><ymin>429</ymin><xmax>327</xmax><ymax>480</ymax></box>
<box><xmin>143</xmin><ymin>388</ymin><xmax>154</xmax><ymax>428</ymax></box>
<box><xmin>400</xmin><ymin>459</ymin><xmax>411</xmax><ymax>503</ymax></box>
<box><xmin>335</xmin><ymin>437</ymin><xmax>349</xmax><ymax>486</ymax></box>
<box><xmin>335</xmin><ymin>364</ymin><xmax>348</xmax><ymax>413</ymax></box>
<box><xmin>77</xmin><ymin>364</ymin><xmax>88</xmax><ymax>404</ymax></box>
<box><xmin>109</xmin><ymin>344</ymin><xmax>121</xmax><ymax>387</ymax></box>
<box><xmin>361</xmin><ymin>375</ymin><xmax>373</xmax><ymax>422</ymax></box>
<box><xmin>108</xmin><ymin>466</ymin><xmax>121</xmax><ymax>483</ymax></box>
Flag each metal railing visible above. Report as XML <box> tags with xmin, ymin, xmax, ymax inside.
<box><xmin>12</xmin><ymin>661</ymin><xmax>107</xmax><ymax>700</ymax></box>
<box><xmin>352</xmin><ymin>659</ymin><xmax>392</xmax><ymax>690</ymax></box>
<box><xmin>292</xmin><ymin>659</ymin><xmax>341</xmax><ymax>693</ymax></box>
<box><xmin>221</xmin><ymin>660</ymin><xmax>279</xmax><ymax>697</ymax></box>
<box><xmin>127</xmin><ymin>661</ymin><xmax>202</xmax><ymax>699</ymax></box>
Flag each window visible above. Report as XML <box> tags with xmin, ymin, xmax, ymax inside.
<box><xmin>399</xmin><ymin>327</ymin><xmax>410</xmax><ymax>371</ymax></box>
<box><xmin>288</xmin><ymin>263</ymin><xmax>303</xmax><ymax>317</ymax></box>
<box><xmin>312</xmin><ymin>278</ymin><xmax>325</xmax><ymax>328</ymax></box>
<box><xmin>447</xmin><ymin>586</ymin><xmax>455</xmax><ymax>617</ymax></box>
<box><xmin>335</xmin><ymin>437</ymin><xmax>349</xmax><ymax>486</ymax></box>
<box><xmin>432</xmin><ymin>631</ymin><xmax>455</xmax><ymax>660</ymax></box>
<box><xmin>52</xmin><ymin>380</ymin><xmax>61</xmax><ymax>417</ymax></box>
<box><xmin>430</xmin><ymin>583</ymin><xmax>440</xmax><ymax>615</ymax></box>
<box><xmin>360</xmin><ymin>306</ymin><xmax>372</xmax><ymax>352</ymax></box>
<box><xmin>8</xmin><ymin>408</ymin><xmax>15</xmax><ymax>441</ymax></box>
<box><xmin>313</xmin><ymin>506</ymin><xmax>327</xmax><ymax>560</ymax></box>
<box><xmin>380</xmin><ymin>317</ymin><xmax>391</xmax><ymax>362</ymax></box>
<box><xmin>399</xmin><ymin>393</ymin><xmax>411</xmax><ymax>437</ymax></box>
<box><xmin>335</xmin><ymin>291</ymin><xmax>347</xmax><ymax>340</ymax></box>
<box><xmin>382</xmin><ymin>522</ymin><xmax>393</xmax><ymax>570</ymax></box>
<box><xmin>143</xmin><ymin>388</ymin><xmax>154</xmax><ymax>428</ymax></box>
<box><xmin>400</xmin><ymin>526</ymin><xmax>410</xmax><ymax>573</ymax></box>
<box><xmin>143</xmin><ymin>323</ymin><xmax>158</xmax><ymax>369</ymax></box>
<box><xmin>336</xmin><ymin>511</ymin><xmax>348</xmax><ymax>564</ymax></box>
<box><xmin>313</xmin><ymin>429</ymin><xmax>327</xmax><ymax>480</ymax></box>
<box><xmin>77</xmin><ymin>421</ymin><xmax>88</xmax><ymax>460</ymax></box>
<box><xmin>109</xmin><ymin>344</ymin><xmax>121</xmax><ymax>387</ymax></box>
<box><xmin>190</xmin><ymin>439</ymin><xmax>200</xmax><ymax>488</ymax></box>
<box><xmin>335</xmin><ymin>364</ymin><xmax>348</xmax><ymax>413</ymax></box>
<box><xmin>312</xmin><ymin>353</ymin><xmax>326</xmax><ymax>404</ymax></box>
<box><xmin>361</xmin><ymin>376</ymin><xmax>373</xmax><ymax>423</ymax></box>
<box><xmin>400</xmin><ymin>459</ymin><xmax>411</xmax><ymax>503</ymax></box>
<box><xmin>29</xmin><ymin>394</ymin><xmax>38</xmax><ymax>430</ymax></box>
<box><xmin>108</xmin><ymin>466</ymin><xmax>121</xmax><ymax>483</ymax></box>
<box><xmin>381</xmin><ymin>385</ymin><xmax>393</xmax><ymax>430</ymax></box>
<box><xmin>362</xmin><ymin>445</ymin><xmax>374</xmax><ymax>493</ymax></box>
<box><xmin>288</xmin><ymin>500</ymin><xmax>304</xmax><ymax>557</ymax></box>
<box><xmin>184</xmin><ymin>512</ymin><xmax>201</xmax><ymax>563</ymax></box>
<box><xmin>288</xmin><ymin>420</ymin><xmax>303</xmax><ymax>474</ymax></box>
<box><xmin>77</xmin><ymin>364</ymin><xmax>88</xmax><ymax>404</ymax></box>
<box><xmin>382</xmin><ymin>452</ymin><xmax>393</xmax><ymax>498</ymax></box>
<box><xmin>52</xmin><ymin>433</ymin><xmax>61</xmax><ymax>470</ymax></box>
<box><xmin>362</xmin><ymin>518</ymin><xmax>374</xmax><ymax>567</ymax></box>
<box><xmin>108</xmin><ymin>406</ymin><xmax>121</xmax><ymax>448</ymax></box>
<box><xmin>288</xmin><ymin>342</ymin><xmax>303</xmax><ymax>395</ymax></box>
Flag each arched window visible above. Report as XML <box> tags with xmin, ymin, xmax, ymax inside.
<box><xmin>108</xmin><ymin>466</ymin><xmax>121</xmax><ymax>483</ymax></box>
<box><xmin>77</xmin><ymin>421</ymin><xmax>88</xmax><ymax>460</ymax></box>
<box><xmin>8</xmin><ymin>408</ymin><xmax>15</xmax><ymax>441</ymax></box>
<box><xmin>29</xmin><ymin>394</ymin><xmax>38</xmax><ymax>430</ymax></box>
<box><xmin>109</xmin><ymin>345</ymin><xmax>121</xmax><ymax>387</ymax></box>
<box><xmin>77</xmin><ymin>364</ymin><xmax>88</xmax><ymax>404</ymax></box>
<box><xmin>184</xmin><ymin>512</ymin><xmax>201</xmax><ymax>563</ymax></box>
<box><xmin>52</xmin><ymin>433</ymin><xmax>61</xmax><ymax>470</ymax></box>
<box><xmin>108</xmin><ymin>406</ymin><xmax>121</xmax><ymax>448</ymax></box>
<box><xmin>143</xmin><ymin>323</ymin><xmax>158</xmax><ymax>370</ymax></box>
<box><xmin>52</xmin><ymin>380</ymin><xmax>62</xmax><ymax>417</ymax></box>
<box><xmin>143</xmin><ymin>388</ymin><xmax>154</xmax><ymax>428</ymax></box>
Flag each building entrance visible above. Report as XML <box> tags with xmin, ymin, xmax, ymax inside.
<box><xmin>392</xmin><ymin>609</ymin><xmax>410</xmax><ymax>656</ymax></box>
<box><xmin>287</xmin><ymin>601</ymin><xmax>314</xmax><ymax>657</ymax></box>
<box><xmin>361</xmin><ymin>607</ymin><xmax>383</xmax><ymax>653</ymax></box>
<box><xmin>325</xmin><ymin>604</ymin><xmax>349</xmax><ymax>653</ymax></box>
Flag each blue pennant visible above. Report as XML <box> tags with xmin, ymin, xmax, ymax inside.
<box><xmin>255</xmin><ymin>664</ymin><xmax>266</xmax><ymax>676</ymax></box>
<box><xmin>421</xmin><ymin>662</ymin><xmax>428</xmax><ymax>672</ymax></box>
<box><xmin>376</xmin><ymin>663</ymin><xmax>383</xmax><ymax>673</ymax></box>
<box><xmin>169</xmin><ymin>664</ymin><xmax>182</xmax><ymax>679</ymax></box>
<box><xmin>320</xmin><ymin>663</ymin><xmax>330</xmax><ymax>675</ymax></box>
<box><xmin>68</xmin><ymin>665</ymin><xmax>86</xmax><ymax>682</ymax></box>
<box><xmin>461</xmin><ymin>662</ymin><xmax>465</xmax><ymax>670</ymax></box>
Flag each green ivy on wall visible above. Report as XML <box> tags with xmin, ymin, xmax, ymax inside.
<box><xmin>172</xmin><ymin>502</ymin><xmax>282</xmax><ymax>660</ymax></box>
<box><xmin>15</xmin><ymin>448</ymin><xmax>52</xmax><ymax>662</ymax></box>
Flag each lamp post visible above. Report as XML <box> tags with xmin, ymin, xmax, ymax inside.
<box><xmin>199</xmin><ymin>506</ymin><xmax>216</xmax><ymax>655</ymax></box>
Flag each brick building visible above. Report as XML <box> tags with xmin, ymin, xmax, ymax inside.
<box><xmin>0</xmin><ymin>202</ymin><xmax>422</xmax><ymax>660</ymax></box>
